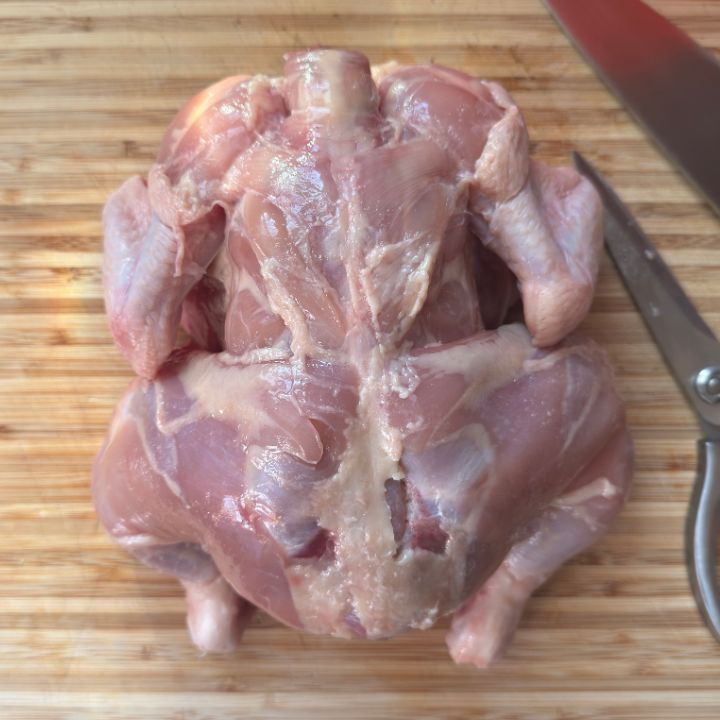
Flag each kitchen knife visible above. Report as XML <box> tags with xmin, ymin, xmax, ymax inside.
<box><xmin>544</xmin><ymin>0</ymin><xmax>720</xmax><ymax>216</ymax></box>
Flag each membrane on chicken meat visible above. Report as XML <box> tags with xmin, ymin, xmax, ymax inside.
<box><xmin>94</xmin><ymin>48</ymin><xmax>633</xmax><ymax>667</ymax></box>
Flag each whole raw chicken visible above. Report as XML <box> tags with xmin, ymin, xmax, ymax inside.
<box><xmin>94</xmin><ymin>48</ymin><xmax>633</xmax><ymax>667</ymax></box>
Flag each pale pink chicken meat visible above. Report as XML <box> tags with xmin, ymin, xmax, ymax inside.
<box><xmin>94</xmin><ymin>49</ymin><xmax>632</xmax><ymax>666</ymax></box>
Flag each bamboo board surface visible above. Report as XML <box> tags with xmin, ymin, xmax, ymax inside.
<box><xmin>2</xmin><ymin>1</ymin><xmax>720</xmax><ymax>718</ymax></box>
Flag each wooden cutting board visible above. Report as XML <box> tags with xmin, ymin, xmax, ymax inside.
<box><xmin>2</xmin><ymin>1</ymin><xmax>720</xmax><ymax>717</ymax></box>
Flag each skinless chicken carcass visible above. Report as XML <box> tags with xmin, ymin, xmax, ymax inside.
<box><xmin>94</xmin><ymin>48</ymin><xmax>633</xmax><ymax>667</ymax></box>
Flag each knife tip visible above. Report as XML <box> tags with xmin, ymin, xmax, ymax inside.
<box><xmin>571</xmin><ymin>150</ymin><xmax>586</xmax><ymax>172</ymax></box>
<box><xmin>572</xmin><ymin>151</ymin><xmax>603</xmax><ymax>187</ymax></box>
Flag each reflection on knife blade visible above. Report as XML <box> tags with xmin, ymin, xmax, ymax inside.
<box><xmin>544</xmin><ymin>0</ymin><xmax>720</xmax><ymax>216</ymax></box>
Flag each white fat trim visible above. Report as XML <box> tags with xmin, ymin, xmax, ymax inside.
<box><xmin>386</xmin><ymin>359</ymin><xmax>421</xmax><ymax>400</ymax></box>
<box><xmin>179</xmin><ymin>356</ymin><xmax>275</xmax><ymax>431</ymax></box>
<box><xmin>233</xmin><ymin>266</ymin><xmax>274</xmax><ymax>311</ymax></box>
<box><xmin>370</xmin><ymin>61</ymin><xmax>401</xmax><ymax>84</ymax></box>
<box><xmin>116</xmin><ymin>533</ymin><xmax>164</xmax><ymax>548</ymax></box>
<box><xmin>561</xmin><ymin>372</ymin><xmax>600</xmax><ymax>454</ymax></box>
<box><xmin>129</xmin><ymin>400</ymin><xmax>185</xmax><ymax>503</ymax></box>
<box><xmin>552</xmin><ymin>476</ymin><xmax>620</xmax><ymax>509</ymax></box>
<box><xmin>226</xmin><ymin>345</ymin><xmax>291</xmax><ymax>366</ymax></box>
<box><xmin>260</xmin><ymin>259</ymin><xmax>315</xmax><ymax>358</ymax></box>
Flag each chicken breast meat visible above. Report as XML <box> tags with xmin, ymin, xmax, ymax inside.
<box><xmin>94</xmin><ymin>48</ymin><xmax>633</xmax><ymax>667</ymax></box>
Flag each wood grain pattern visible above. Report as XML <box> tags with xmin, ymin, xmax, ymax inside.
<box><xmin>2</xmin><ymin>1</ymin><xmax>720</xmax><ymax>717</ymax></box>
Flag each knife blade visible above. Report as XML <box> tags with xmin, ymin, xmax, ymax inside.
<box><xmin>543</xmin><ymin>0</ymin><xmax>720</xmax><ymax>216</ymax></box>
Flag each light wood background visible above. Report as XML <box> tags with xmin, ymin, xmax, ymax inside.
<box><xmin>2</xmin><ymin>1</ymin><xmax>720</xmax><ymax>718</ymax></box>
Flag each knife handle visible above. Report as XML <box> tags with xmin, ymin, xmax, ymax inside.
<box><xmin>685</xmin><ymin>438</ymin><xmax>720</xmax><ymax>642</ymax></box>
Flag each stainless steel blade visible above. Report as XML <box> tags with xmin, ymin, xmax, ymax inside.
<box><xmin>545</xmin><ymin>0</ymin><xmax>720</xmax><ymax>217</ymax></box>
<box><xmin>573</xmin><ymin>152</ymin><xmax>720</xmax><ymax>438</ymax></box>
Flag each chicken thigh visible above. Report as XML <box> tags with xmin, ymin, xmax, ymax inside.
<box><xmin>94</xmin><ymin>49</ymin><xmax>632</xmax><ymax>667</ymax></box>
